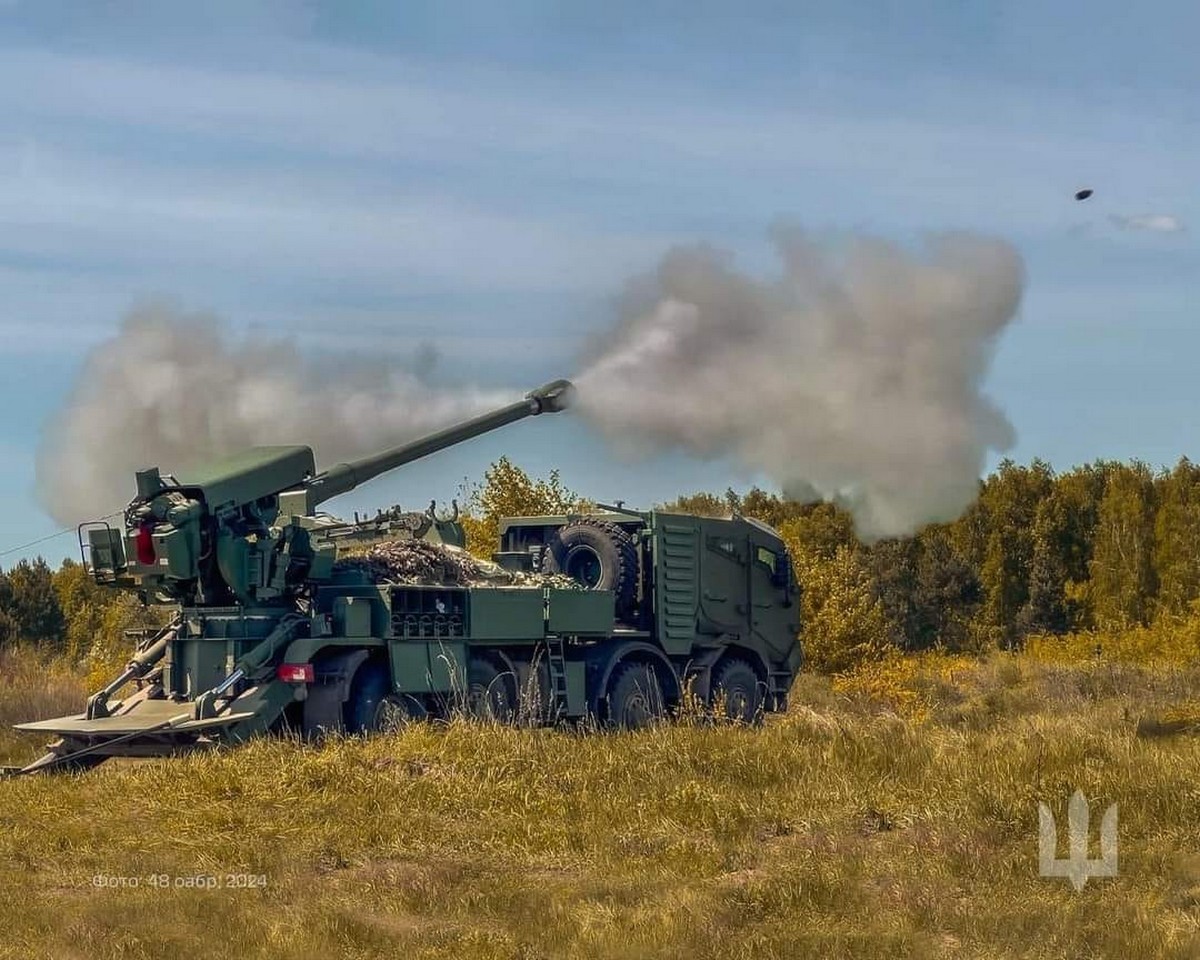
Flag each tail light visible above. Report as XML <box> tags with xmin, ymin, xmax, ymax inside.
<box><xmin>276</xmin><ymin>663</ymin><xmax>314</xmax><ymax>684</ymax></box>
<box><xmin>135</xmin><ymin>523</ymin><xmax>157</xmax><ymax>565</ymax></box>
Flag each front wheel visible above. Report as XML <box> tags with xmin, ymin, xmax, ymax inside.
<box><xmin>711</xmin><ymin>659</ymin><xmax>763</xmax><ymax>724</ymax></box>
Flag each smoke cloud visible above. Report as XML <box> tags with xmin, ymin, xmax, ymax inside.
<box><xmin>39</xmin><ymin>225</ymin><xmax>1023</xmax><ymax>540</ymax></box>
<box><xmin>37</xmin><ymin>305</ymin><xmax>505</xmax><ymax>523</ymax></box>
<box><xmin>574</xmin><ymin>226</ymin><xmax>1023</xmax><ymax>540</ymax></box>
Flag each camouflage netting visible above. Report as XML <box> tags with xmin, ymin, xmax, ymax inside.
<box><xmin>334</xmin><ymin>539</ymin><xmax>581</xmax><ymax>589</ymax></box>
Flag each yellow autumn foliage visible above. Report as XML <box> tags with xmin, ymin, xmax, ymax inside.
<box><xmin>1026</xmin><ymin>606</ymin><xmax>1200</xmax><ymax>667</ymax></box>
<box><xmin>458</xmin><ymin>456</ymin><xmax>582</xmax><ymax>558</ymax></box>
<box><xmin>786</xmin><ymin>543</ymin><xmax>891</xmax><ymax>674</ymax></box>
<box><xmin>832</xmin><ymin>650</ymin><xmax>976</xmax><ymax>720</ymax></box>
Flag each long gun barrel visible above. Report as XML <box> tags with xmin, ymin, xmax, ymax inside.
<box><xmin>304</xmin><ymin>378</ymin><xmax>574</xmax><ymax>507</ymax></box>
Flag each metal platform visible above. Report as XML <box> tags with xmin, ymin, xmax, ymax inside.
<box><xmin>15</xmin><ymin>701</ymin><xmax>256</xmax><ymax>737</ymax></box>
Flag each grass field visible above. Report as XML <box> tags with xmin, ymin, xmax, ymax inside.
<box><xmin>2</xmin><ymin>651</ymin><xmax>1200</xmax><ymax>959</ymax></box>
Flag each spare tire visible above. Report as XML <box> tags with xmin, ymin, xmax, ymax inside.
<box><xmin>542</xmin><ymin>519</ymin><xmax>638</xmax><ymax>618</ymax></box>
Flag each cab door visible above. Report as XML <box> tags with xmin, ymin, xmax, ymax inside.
<box><xmin>747</xmin><ymin>538</ymin><xmax>799</xmax><ymax>661</ymax></box>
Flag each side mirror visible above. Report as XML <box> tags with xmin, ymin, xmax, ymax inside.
<box><xmin>83</xmin><ymin>523</ymin><xmax>127</xmax><ymax>584</ymax></box>
<box><xmin>773</xmin><ymin>552</ymin><xmax>796</xmax><ymax>607</ymax></box>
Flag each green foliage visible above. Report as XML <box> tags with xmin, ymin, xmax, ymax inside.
<box><xmin>1023</xmin><ymin>492</ymin><xmax>1071</xmax><ymax>634</ymax></box>
<box><xmin>1050</xmin><ymin>463</ymin><xmax>1107</xmax><ymax>610</ymax></box>
<box><xmin>1153</xmin><ymin>458</ymin><xmax>1200</xmax><ymax>617</ymax></box>
<box><xmin>868</xmin><ymin>527</ymin><xmax>982</xmax><ymax>654</ymax></box>
<box><xmin>977</xmin><ymin>459</ymin><xmax>1055</xmax><ymax>648</ymax></box>
<box><xmin>0</xmin><ymin>558</ymin><xmax>65</xmax><ymax>649</ymax></box>
<box><xmin>659</xmin><ymin>489</ymin><xmax>734</xmax><ymax>517</ymax></box>
<box><xmin>1090</xmin><ymin>462</ymin><xmax>1157</xmax><ymax>629</ymax></box>
<box><xmin>0</xmin><ymin>570</ymin><xmax>16</xmax><ymax>645</ymax></box>
<box><xmin>734</xmin><ymin>487</ymin><xmax>815</xmax><ymax>529</ymax></box>
<box><xmin>52</xmin><ymin>558</ymin><xmax>158</xmax><ymax>680</ymax></box>
<box><xmin>776</xmin><ymin>502</ymin><xmax>856</xmax><ymax>562</ymax></box>
<box><xmin>0</xmin><ymin>555</ymin><xmax>156</xmax><ymax>673</ymax></box>
<box><xmin>661</xmin><ymin>486</ymin><xmax>817</xmax><ymax>530</ymax></box>
<box><xmin>52</xmin><ymin>559</ymin><xmax>108</xmax><ymax>661</ymax></box>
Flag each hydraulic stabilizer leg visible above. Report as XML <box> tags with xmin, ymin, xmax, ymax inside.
<box><xmin>86</xmin><ymin>616</ymin><xmax>180</xmax><ymax>720</ymax></box>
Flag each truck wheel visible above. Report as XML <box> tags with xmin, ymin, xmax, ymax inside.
<box><xmin>711</xmin><ymin>659</ymin><xmax>763</xmax><ymax>724</ymax></box>
<box><xmin>606</xmin><ymin>662</ymin><xmax>665</xmax><ymax>729</ymax></box>
<box><xmin>542</xmin><ymin>520</ymin><xmax>638</xmax><ymax>618</ymax></box>
<box><xmin>344</xmin><ymin>662</ymin><xmax>392</xmax><ymax>734</ymax></box>
<box><xmin>373</xmin><ymin>693</ymin><xmax>427</xmax><ymax>731</ymax></box>
<box><xmin>466</xmin><ymin>657</ymin><xmax>516</xmax><ymax>722</ymax></box>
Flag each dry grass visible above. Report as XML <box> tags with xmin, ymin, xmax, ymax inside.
<box><xmin>1</xmin><ymin>650</ymin><xmax>1199</xmax><ymax>959</ymax></box>
<box><xmin>0</xmin><ymin>647</ymin><xmax>87</xmax><ymax>766</ymax></box>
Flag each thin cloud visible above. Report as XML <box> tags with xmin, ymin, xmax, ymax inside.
<box><xmin>1109</xmin><ymin>213</ymin><xmax>1186</xmax><ymax>234</ymax></box>
<box><xmin>0</xmin><ymin>44</ymin><xmax>1193</xmax><ymax>232</ymax></box>
<box><xmin>0</xmin><ymin>149</ymin><xmax>669</xmax><ymax>295</ymax></box>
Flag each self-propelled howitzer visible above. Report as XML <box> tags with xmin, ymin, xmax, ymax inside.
<box><xmin>8</xmin><ymin>374</ymin><xmax>803</xmax><ymax>776</ymax></box>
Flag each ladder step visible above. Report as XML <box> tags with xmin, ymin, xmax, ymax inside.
<box><xmin>545</xmin><ymin>637</ymin><xmax>569</xmax><ymax>718</ymax></box>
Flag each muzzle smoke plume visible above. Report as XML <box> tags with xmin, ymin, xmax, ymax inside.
<box><xmin>39</xmin><ymin>225</ymin><xmax>1022</xmax><ymax>539</ymax></box>
<box><xmin>574</xmin><ymin>226</ymin><xmax>1023</xmax><ymax>539</ymax></box>
<box><xmin>38</xmin><ymin>306</ymin><xmax>505</xmax><ymax>523</ymax></box>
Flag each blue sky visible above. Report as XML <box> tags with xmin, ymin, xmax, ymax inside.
<box><xmin>0</xmin><ymin>0</ymin><xmax>1197</xmax><ymax>564</ymax></box>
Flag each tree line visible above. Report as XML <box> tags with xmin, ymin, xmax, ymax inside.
<box><xmin>3</xmin><ymin>456</ymin><xmax>1197</xmax><ymax>674</ymax></box>
<box><xmin>0</xmin><ymin>557</ymin><xmax>149</xmax><ymax>666</ymax></box>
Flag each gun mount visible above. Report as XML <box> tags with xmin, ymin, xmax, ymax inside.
<box><xmin>81</xmin><ymin>379</ymin><xmax>574</xmax><ymax>607</ymax></box>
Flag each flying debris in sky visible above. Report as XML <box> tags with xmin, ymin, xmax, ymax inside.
<box><xmin>1074</xmin><ymin>188</ymin><xmax>1094</xmax><ymax>201</ymax></box>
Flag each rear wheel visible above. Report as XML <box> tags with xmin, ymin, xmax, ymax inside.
<box><xmin>606</xmin><ymin>662</ymin><xmax>665</xmax><ymax>729</ymax></box>
<box><xmin>466</xmin><ymin>657</ymin><xmax>516</xmax><ymax>722</ymax></box>
<box><xmin>372</xmin><ymin>693</ymin><xmax>427</xmax><ymax>731</ymax></box>
<box><xmin>711</xmin><ymin>659</ymin><xmax>763</xmax><ymax>724</ymax></box>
